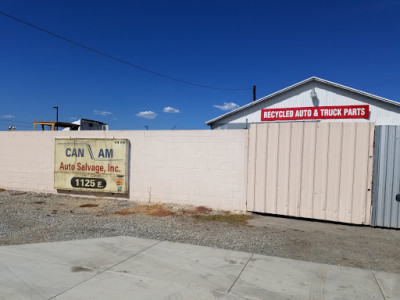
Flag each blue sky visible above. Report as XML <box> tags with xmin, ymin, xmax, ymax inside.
<box><xmin>1</xmin><ymin>0</ymin><xmax>399</xmax><ymax>130</ymax></box>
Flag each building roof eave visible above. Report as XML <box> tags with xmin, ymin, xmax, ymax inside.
<box><xmin>205</xmin><ymin>77</ymin><xmax>400</xmax><ymax>126</ymax></box>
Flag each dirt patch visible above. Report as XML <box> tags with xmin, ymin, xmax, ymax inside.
<box><xmin>114</xmin><ymin>204</ymin><xmax>173</xmax><ymax>217</ymax></box>
<box><xmin>10</xmin><ymin>192</ymin><xmax>27</xmax><ymax>196</ymax></box>
<box><xmin>79</xmin><ymin>204</ymin><xmax>99</xmax><ymax>208</ymax></box>
<box><xmin>71</xmin><ymin>266</ymin><xmax>92</xmax><ymax>272</ymax></box>
<box><xmin>193</xmin><ymin>214</ymin><xmax>253</xmax><ymax>225</ymax></box>
<box><xmin>114</xmin><ymin>204</ymin><xmax>214</xmax><ymax>217</ymax></box>
<box><xmin>0</xmin><ymin>189</ymin><xmax>6</xmax><ymax>193</ymax></box>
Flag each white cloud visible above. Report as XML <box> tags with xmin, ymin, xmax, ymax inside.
<box><xmin>2</xmin><ymin>114</ymin><xmax>15</xmax><ymax>119</ymax></box>
<box><xmin>163</xmin><ymin>107</ymin><xmax>180</xmax><ymax>113</ymax></box>
<box><xmin>213</xmin><ymin>102</ymin><xmax>239</xmax><ymax>111</ymax></box>
<box><xmin>94</xmin><ymin>110</ymin><xmax>112</xmax><ymax>116</ymax></box>
<box><xmin>136</xmin><ymin>111</ymin><xmax>157</xmax><ymax>119</ymax></box>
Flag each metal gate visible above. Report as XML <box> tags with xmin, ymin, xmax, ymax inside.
<box><xmin>247</xmin><ymin>122</ymin><xmax>375</xmax><ymax>225</ymax></box>
<box><xmin>371</xmin><ymin>126</ymin><xmax>400</xmax><ymax>228</ymax></box>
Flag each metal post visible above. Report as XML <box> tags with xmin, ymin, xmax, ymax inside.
<box><xmin>253</xmin><ymin>85</ymin><xmax>256</xmax><ymax>101</ymax></box>
<box><xmin>53</xmin><ymin>106</ymin><xmax>59</xmax><ymax>131</ymax></box>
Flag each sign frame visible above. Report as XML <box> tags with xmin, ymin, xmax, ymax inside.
<box><xmin>261</xmin><ymin>105</ymin><xmax>370</xmax><ymax>122</ymax></box>
<box><xmin>54</xmin><ymin>138</ymin><xmax>130</xmax><ymax>194</ymax></box>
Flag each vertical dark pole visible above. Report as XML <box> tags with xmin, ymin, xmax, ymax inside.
<box><xmin>253</xmin><ymin>85</ymin><xmax>256</xmax><ymax>101</ymax></box>
<box><xmin>53</xmin><ymin>106</ymin><xmax>59</xmax><ymax>131</ymax></box>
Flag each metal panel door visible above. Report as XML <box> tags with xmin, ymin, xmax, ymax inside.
<box><xmin>372</xmin><ymin>126</ymin><xmax>400</xmax><ymax>228</ymax></box>
<box><xmin>247</xmin><ymin>122</ymin><xmax>375</xmax><ymax>225</ymax></box>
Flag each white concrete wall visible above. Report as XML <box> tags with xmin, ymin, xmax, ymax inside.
<box><xmin>211</xmin><ymin>81</ymin><xmax>400</xmax><ymax>128</ymax></box>
<box><xmin>0</xmin><ymin>130</ymin><xmax>248</xmax><ymax>211</ymax></box>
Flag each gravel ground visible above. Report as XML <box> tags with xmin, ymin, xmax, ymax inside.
<box><xmin>0</xmin><ymin>189</ymin><xmax>399</xmax><ymax>273</ymax></box>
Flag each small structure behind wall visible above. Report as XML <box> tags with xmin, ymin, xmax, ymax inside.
<box><xmin>33</xmin><ymin>121</ymin><xmax>79</xmax><ymax>131</ymax></box>
<box><xmin>63</xmin><ymin>119</ymin><xmax>109</xmax><ymax>131</ymax></box>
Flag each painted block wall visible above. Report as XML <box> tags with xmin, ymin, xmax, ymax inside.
<box><xmin>0</xmin><ymin>130</ymin><xmax>248</xmax><ymax>211</ymax></box>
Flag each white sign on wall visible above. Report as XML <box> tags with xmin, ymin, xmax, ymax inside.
<box><xmin>54</xmin><ymin>139</ymin><xmax>129</xmax><ymax>194</ymax></box>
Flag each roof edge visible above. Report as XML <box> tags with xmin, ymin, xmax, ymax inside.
<box><xmin>205</xmin><ymin>77</ymin><xmax>399</xmax><ymax>125</ymax></box>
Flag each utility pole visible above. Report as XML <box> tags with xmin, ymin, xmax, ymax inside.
<box><xmin>253</xmin><ymin>85</ymin><xmax>256</xmax><ymax>101</ymax></box>
<box><xmin>53</xmin><ymin>106</ymin><xmax>59</xmax><ymax>131</ymax></box>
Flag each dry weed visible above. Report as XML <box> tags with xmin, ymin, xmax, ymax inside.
<box><xmin>183</xmin><ymin>206</ymin><xmax>212</xmax><ymax>215</ymax></box>
<box><xmin>114</xmin><ymin>204</ymin><xmax>173</xmax><ymax>217</ymax></box>
<box><xmin>193</xmin><ymin>214</ymin><xmax>253</xmax><ymax>225</ymax></box>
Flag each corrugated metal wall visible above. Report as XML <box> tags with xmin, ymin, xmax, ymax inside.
<box><xmin>247</xmin><ymin>122</ymin><xmax>375</xmax><ymax>225</ymax></box>
<box><xmin>371</xmin><ymin>126</ymin><xmax>400</xmax><ymax>228</ymax></box>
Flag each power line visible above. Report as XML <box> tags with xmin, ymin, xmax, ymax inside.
<box><xmin>0</xmin><ymin>10</ymin><xmax>251</xmax><ymax>91</ymax></box>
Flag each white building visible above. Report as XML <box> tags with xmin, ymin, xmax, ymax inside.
<box><xmin>206</xmin><ymin>77</ymin><xmax>400</xmax><ymax>129</ymax></box>
<box><xmin>63</xmin><ymin>119</ymin><xmax>109</xmax><ymax>131</ymax></box>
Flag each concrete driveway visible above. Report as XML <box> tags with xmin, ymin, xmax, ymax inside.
<box><xmin>0</xmin><ymin>236</ymin><xmax>398</xmax><ymax>299</ymax></box>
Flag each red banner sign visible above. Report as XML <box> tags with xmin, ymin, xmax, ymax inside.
<box><xmin>261</xmin><ymin>105</ymin><xmax>369</xmax><ymax>121</ymax></box>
